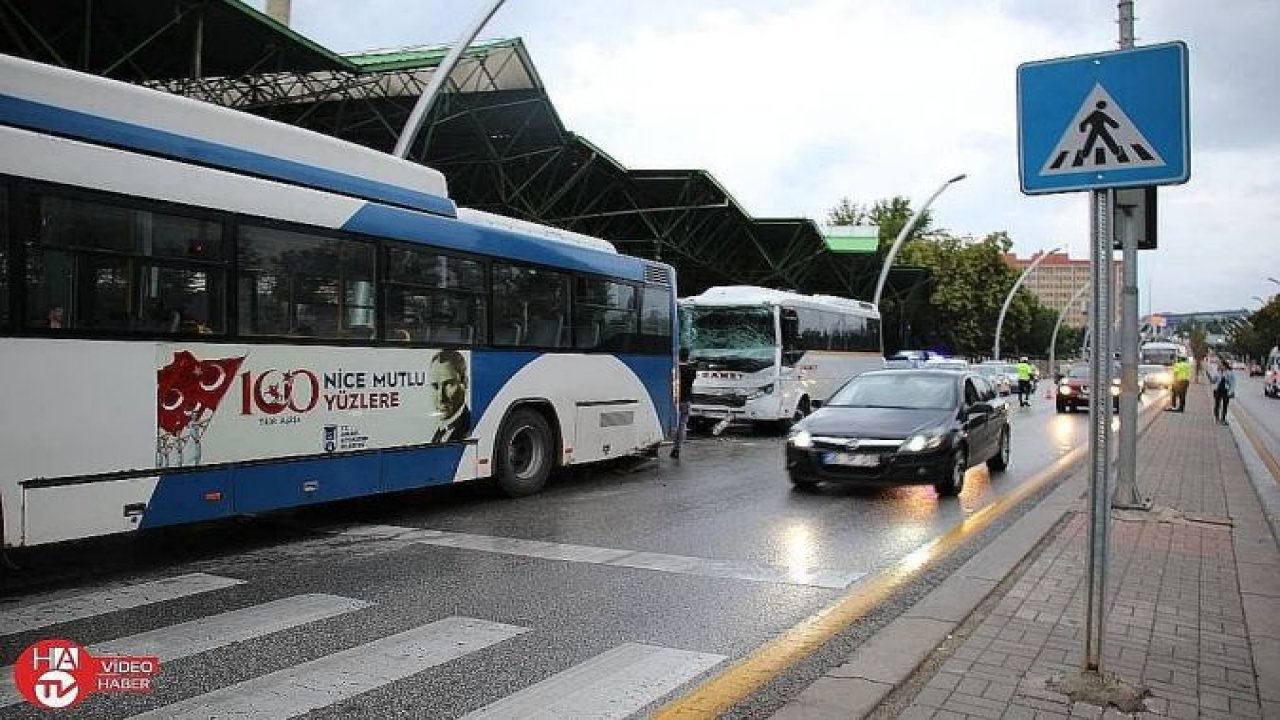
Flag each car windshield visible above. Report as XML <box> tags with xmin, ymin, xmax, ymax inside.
<box><xmin>827</xmin><ymin>373</ymin><xmax>957</xmax><ymax>410</ymax></box>
<box><xmin>976</xmin><ymin>366</ymin><xmax>1009</xmax><ymax>376</ymax></box>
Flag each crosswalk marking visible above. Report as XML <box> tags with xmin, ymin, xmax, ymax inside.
<box><xmin>128</xmin><ymin>616</ymin><xmax>528</xmax><ymax>719</ymax></box>
<box><xmin>0</xmin><ymin>572</ymin><xmax>244</xmax><ymax>637</ymax></box>
<box><xmin>343</xmin><ymin>524</ymin><xmax>865</xmax><ymax>589</ymax></box>
<box><xmin>462</xmin><ymin>642</ymin><xmax>726</xmax><ymax>719</ymax></box>
<box><xmin>0</xmin><ymin>593</ymin><xmax>369</xmax><ymax>706</ymax></box>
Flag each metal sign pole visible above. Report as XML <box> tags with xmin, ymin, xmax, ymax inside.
<box><xmin>1113</xmin><ymin>0</ymin><xmax>1146</xmax><ymax>510</ymax></box>
<box><xmin>1085</xmin><ymin>188</ymin><xmax>1115</xmax><ymax>672</ymax></box>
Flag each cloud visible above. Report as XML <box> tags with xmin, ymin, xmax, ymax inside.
<box><xmin>254</xmin><ymin>0</ymin><xmax>1279</xmax><ymax>313</ymax></box>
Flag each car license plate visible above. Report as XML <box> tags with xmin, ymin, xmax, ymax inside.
<box><xmin>824</xmin><ymin>452</ymin><xmax>880</xmax><ymax>467</ymax></box>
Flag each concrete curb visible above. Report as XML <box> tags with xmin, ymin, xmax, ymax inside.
<box><xmin>1225</xmin><ymin>408</ymin><xmax>1280</xmax><ymax>715</ymax></box>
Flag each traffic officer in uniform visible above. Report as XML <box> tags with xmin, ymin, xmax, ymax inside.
<box><xmin>1016</xmin><ymin>357</ymin><xmax>1034</xmax><ymax>407</ymax></box>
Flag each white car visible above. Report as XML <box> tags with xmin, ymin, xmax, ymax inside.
<box><xmin>1140</xmin><ymin>364</ymin><xmax>1173</xmax><ymax>389</ymax></box>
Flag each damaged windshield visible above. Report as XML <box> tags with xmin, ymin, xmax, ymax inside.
<box><xmin>683</xmin><ymin>306</ymin><xmax>776</xmax><ymax>371</ymax></box>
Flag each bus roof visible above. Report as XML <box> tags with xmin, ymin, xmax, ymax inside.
<box><xmin>0</xmin><ymin>53</ymin><xmax>455</xmax><ymax>217</ymax></box>
<box><xmin>680</xmin><ymin>285</ymin><xmax>879</xmax><ymax>317</ymax></box>
<box><xmin>455</xmin><ymin>208</ymin><xmax>616</xmax><ymax>254</ymax></box>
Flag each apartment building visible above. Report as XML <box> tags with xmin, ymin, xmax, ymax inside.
<box><xmin>1002</xmin><ymin>251</ymin><xmax>1122</xmax><ymax>328</ymax></box>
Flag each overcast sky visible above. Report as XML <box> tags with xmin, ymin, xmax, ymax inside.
<box><xmin>251</xmin><ymin>0</ymin><xmax>1279</xmax><ymax>315</ymax></box>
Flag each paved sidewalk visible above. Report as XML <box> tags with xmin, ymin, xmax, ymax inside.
<box><xmin>774</xmin><ymin>387</ymin><xmax>1280</xmax><ymax>719</ymax></box>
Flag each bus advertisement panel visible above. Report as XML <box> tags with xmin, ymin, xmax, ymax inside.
<box><xmin>155</xmin><ymin>345</ymin><xmax>470</xmax><ymax>468</ymax></box>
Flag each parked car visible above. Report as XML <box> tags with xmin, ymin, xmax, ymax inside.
<box><xmin>1056</xmin><ymin>364</ymin><xmax>1123</xmax><ymax>413</ymax></box>
<box><xmin>1265</xmin><ymin>357</ymin><xmax>1280</xmax><ymax>398</ymax></box>
<box><xmin>1248</xmin><ymin>362</ymin><xmax>1264</xmax><ymax>377</ymax></box>
<box><xmin>923</xmin><ymin>358</ymin><xmax>971</xmax><ymax>371</ymax></box>
<box><xmin>1140</xmin><ymin>363</ymin><xmax>1173</xmax><ymax>389</ymax></box>
<box><xmin>785</xmin><ymin>368</ymin><xmax>1011</xmax><ymax>496</ymax></box>
<box><xmin>974</xmin><ymin>362</ymin><xmax>1015</xmax><ymax>395</ymax></box>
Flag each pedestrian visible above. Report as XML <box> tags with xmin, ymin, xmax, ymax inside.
<box><xmin>1209</xmin><ymin>357</ymin><xmax>1236</xmax><ymax>425</ymax></box>
<box><xmin>1169</xmin><ymin>355</ymin><xmax>1191</xmax><ymax>411</ymax></box>
<box><xmin>1015</xmin><ymin>356</ymin><xmax>1033</xmax><ymax>407</ymax></box>
<box><xmin>670</xmin><ymin>347</ymin><xmax>697</xmax><ymax>459</ymax></box>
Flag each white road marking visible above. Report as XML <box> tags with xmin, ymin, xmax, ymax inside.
<box><xmin>342</xmin><ymin>524</ymin><xmax>865</xmax><ymax>589</ymax></box>
<box><xmin>462</xmin><ymin>642</ymin><xmax>726</xmax><ymax>719</ymax></box>
<box><xmin>0</xmin><ymin>573</ymin><xmax>244</xmax><ymax>637</ymax></box>
<box><xmin>127</xmin><ymin>616</ymin><xmax>527</xmax><ymax>719</ymax></box>
<box><xmin>1</xmin><ymin>593</ymin><xmax>369</xmax><ymax>706</ymax></box>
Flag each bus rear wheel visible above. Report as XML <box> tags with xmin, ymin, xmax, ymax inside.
<box><xmin>492</xmin><ymin>408</ymin><xmax>554</xmax><ymax>498</ymax></box>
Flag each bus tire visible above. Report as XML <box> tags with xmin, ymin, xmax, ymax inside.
<box><xmin>492</xmin><ymin>407</ymin><xmax>554</xmax><ymax>498</ymax></box>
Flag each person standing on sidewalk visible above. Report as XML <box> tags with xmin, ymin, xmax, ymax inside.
<box><xmin>1208</xmin><ymin>357</ymin><xmax>1237</xmax><ymax>425</ymax></box>
<box><xmin>670</xmin><ymin>347</ymin><xmax>697</xmax><ymax>459</ymax></box>
<box><xmin>1015</xmin><ymin>357</ymin><xmax>1033</xmax><ymax>407</ymax></box>
<box><xmin>1169</xmin><ymin>355</ymin><xmax>1191</xmax><ymax>411</ymax></box>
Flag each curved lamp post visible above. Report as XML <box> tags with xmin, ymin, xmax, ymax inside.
<box><xmin>393</xmin><ymin>0</ymin><xmax>508</xmax><ymax>158</ymax></box>
<box><xmin>1048</xmin><ymin>281</ymin><xmax>1089</xmax><ymax>386</ymax></box>
<box><xmin>993</xmin><ymin>245</ymin><xmax>1063</xmax><ymax>360</ymax></box>
<box><xmin>871</xmin><ymin>173</ymin><xmax>967</xmax><ymax>309</ymax></box>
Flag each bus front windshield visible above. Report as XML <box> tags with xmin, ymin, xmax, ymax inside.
<box><xmin>1140</xmin><ymin>347</ymin><xmax>1178</xmax><ymax>366</ymax></box>
<box><xmin>684</xmin><ymin>306</ymin><xmax>776</xmax><ymax>371</ymax></box>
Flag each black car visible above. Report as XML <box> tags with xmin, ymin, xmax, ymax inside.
<box><xmin>785</xmin><ymin>369</ymin><xmax>1011</xmax><ymax>496</ymax></box>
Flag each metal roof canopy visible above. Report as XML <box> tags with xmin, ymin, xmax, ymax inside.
<box><xmin>0</xmin><ymin>0</ymin><xmax>914</xmax><ymax>302</ymax></box>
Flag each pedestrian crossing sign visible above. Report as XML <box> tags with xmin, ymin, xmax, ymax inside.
<box><xmin>1018</xmin><ymin>42</ymin><xmax>1189</xmax><ymax>195</ymax></box>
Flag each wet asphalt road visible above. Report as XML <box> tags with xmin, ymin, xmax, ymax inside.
<box><xmin>0</xmin><ymin>390</ymin><xmax>1162</xmax><ymax>719</ymax></box>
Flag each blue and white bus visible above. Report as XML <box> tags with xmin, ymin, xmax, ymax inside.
<box><xmin>0</xmin><ymin>54</ymin><xmax>677</xmax><ymax>548</ymax></box>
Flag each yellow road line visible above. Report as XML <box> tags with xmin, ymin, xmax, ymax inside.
<box><xmin>654</xmin><ymin>450</ymin><xmax>1086</xmax><ymax>718</ymax></box>
<box><xmin>656</xmin><ymin>403</ymin><xmax>1164</xmax><ymax>719</ymax></box>
<box><xmin>1234</xmin><ymin>405</ymin><xmax>1280</xmax><ymax>485</ymax></box>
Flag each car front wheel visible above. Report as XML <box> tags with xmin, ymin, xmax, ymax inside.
<box><xmin>935</xmin><ymin>446</ymin><xmax>967</xmax><ymax>497</ymax></box>
<box><xmin>987</xmin><ymin>426</ymin><xmax>1010</xmax><ymax>472</ymax></box>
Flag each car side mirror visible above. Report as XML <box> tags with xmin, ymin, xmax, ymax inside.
<box><xmin>810</xmin><ymin>399</ymin><xmax>823</xmax><ymax>410</ymax></box>
<box><xmin>968</xmin><ymin>401</ymin><xmax>992</xmax><ymax>414</ymax></box>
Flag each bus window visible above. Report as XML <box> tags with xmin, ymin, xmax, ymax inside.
<box><xmin>574</xmin><ymin>276</ymin><xmax>638</xmax><ymax>351</ymax></box>
<box><xmin>385</xmin><ymin>247</ymin><xmax>487</xmax><ymax>344</ymax></box>
<box><xmin>237</xmin><ymin>225</ymin><xmax>374</xmax><ymax>339</ymax></box>
<box><xmin>780</xmin><ymin>309</ymin><xmax>802</xmax><ymax>365</ymax></box>
<box><xmin>492</xmin><ymin>263</ymin><xmax>569</xmax><ymax>348</ymax></box>
<box><xmin>25</xmin><ymin>194</ymin><xmax>225</xmax><ymax>334</ymax></box>
<box><xmin>638</xmin><ymin>285</ymin><xmax>672</xmax><ymax>354</ymax></box>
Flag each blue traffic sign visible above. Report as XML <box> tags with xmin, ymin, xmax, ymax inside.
<box><xmin>1018</xmin><ymin>42</ymin><xmax>1189</xmax><ymax>195</ymax></box>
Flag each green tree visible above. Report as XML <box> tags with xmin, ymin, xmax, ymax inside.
<box><xmin>1229</xmin><ymin>296</ymin><xmax>1280</xmax><ymax>362</ymax></box>
<box><xmin>897</xmin><ymin>231</ymin><xmax>1028</xmax><ymax>357</ymax></box>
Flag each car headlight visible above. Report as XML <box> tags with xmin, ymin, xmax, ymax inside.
<box><xmin>901</xmin><ymin>433</ymin><xmax>945</xmax><ymax>452</ymax></box>
<box><xmin>1059</xmin><ymin>384</ymin><xmax>1073</xmax><ymax>395</ymax></box>
<box><xmin>745</xmin><ymin>384</ymin><xmax>775</xmax><ymax>401</ymax></box>
<box><xmin>789</xmin><ymin>429</ymin><xmax>813</xmax><ymax>448</ymax></box>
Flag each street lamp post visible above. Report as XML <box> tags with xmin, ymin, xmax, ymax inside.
<box><xmin>393</xmin><ymin>0</ymin><xmax>508</xmax><ymax>159</ymax></box>
<box><xmin>993</xmin><ymin>246</ymin><xmax>1063</xmax><ymax>360</ymax></box>
<box><xmin>1268</xmin><ymin>276</ymin><xmax>1280</xmax><ymax>288</ymax></box>
<box><xmin>871</xmin><ymin>173</ymin><xmax>967</xmax><ymax>310</ymax></box>
<box><xmin>1048</xmin><ymin>282</ymin><xmax>1090</xmax><ymax>390</ymax></box>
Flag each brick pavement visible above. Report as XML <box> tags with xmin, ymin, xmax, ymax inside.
<box><xmin>892</xmin><ymin>386</ymin><xmax>1279</xmax><ymax>719</ymax></box>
